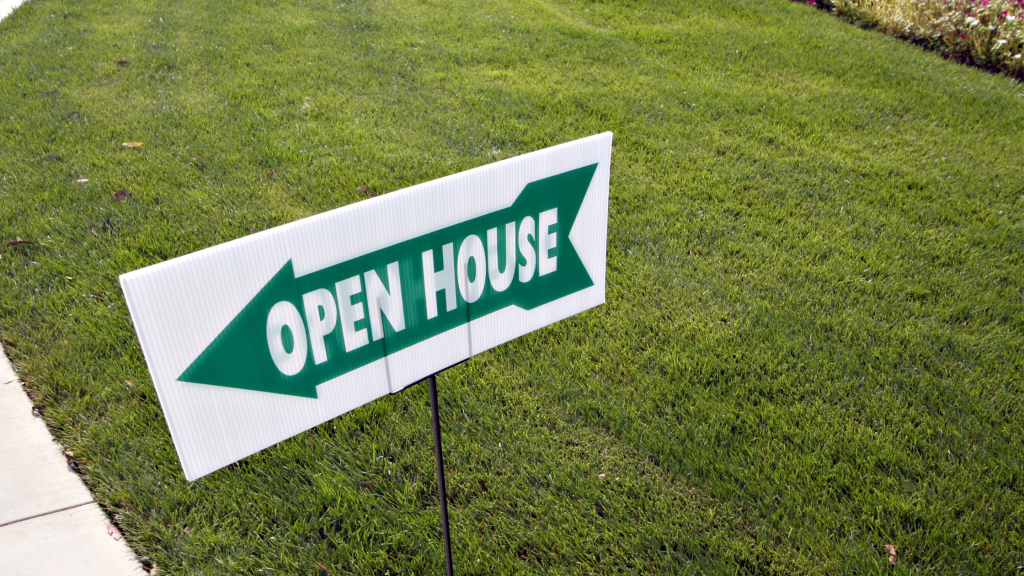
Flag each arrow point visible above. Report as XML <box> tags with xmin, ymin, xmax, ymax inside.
<box><xmin>177</xmin><ymin>259</ymin><xmax>321</xmax><ymax>399</ymax></box>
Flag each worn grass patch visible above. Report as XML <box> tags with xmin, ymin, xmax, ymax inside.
<box><xmin>2</xmin><ymin>0</ymin><xmax>1023</xmax><ymax>573</ymax></box>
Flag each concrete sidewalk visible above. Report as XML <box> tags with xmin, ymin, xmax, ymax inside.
<box><xmin>0</xmin><ymin>345</ymin><xmax>146</xmax><ymax>576</ymax></box>
<box><xmin>3</xmin><ymin>4</ymin><xmax>144</xmax><ymax>573</ymax></box>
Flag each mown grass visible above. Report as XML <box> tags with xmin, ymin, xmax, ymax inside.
<box><xmin>2</xmin><ymin>0</ymin><xmax>1023</xmax><ymax>573</ymax></box>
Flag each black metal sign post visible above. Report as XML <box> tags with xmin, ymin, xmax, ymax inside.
<box><xmin>428</xmin><ymin>373</ymin><xmax>455</xmax><ymax>576</ymax></box>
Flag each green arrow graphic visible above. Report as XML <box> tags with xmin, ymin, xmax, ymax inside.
<box><xmin>178</xmin><ymin>163</ymin><xmax>598</xmax><ymax>398</ymax></box>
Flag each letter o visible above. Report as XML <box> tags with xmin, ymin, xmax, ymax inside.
<box><xmin>266</xmin><ymin>301</ymin><xmax>308</xmax><ymax>376</ymax></box>
<box><xmin>457</xmin><ymin>234</ymin><xmax>486</xmax><ymax>304</ymax></box>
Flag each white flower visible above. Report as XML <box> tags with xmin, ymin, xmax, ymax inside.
<box><xmin>1007</xmin><ymin>15</ymin><xmax>1016</xmax><ymax>22</ymax></box>
<box><xmin>966</xmin><ymin>17</ymin><xmax>979</xmax><ymax>26</ymax></box>
<box><xmin>996</xmin><ymin>39</ymin><xmax>1008</xmax><ymax>46</ymax></box>
<box><xmin>1015</xmin><ymin>54</ymin><xmax>1023</xmax><ymax>59</ymax></box>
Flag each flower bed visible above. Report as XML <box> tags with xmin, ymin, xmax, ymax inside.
<box><xmin>810</xmin><ymin>0</ymin><xmax>1024</xmax><ymax>79</ymax></box>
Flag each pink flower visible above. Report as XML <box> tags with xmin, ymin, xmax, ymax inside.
<box><xmin>961</xmin><ymin>33</ymin><xmax>966</xmax><ymax>38</ymax></box>
<box><xmin>982</xmin><ymin>0</ymin><xmax>989</xmax><ymax>6</ymax></box>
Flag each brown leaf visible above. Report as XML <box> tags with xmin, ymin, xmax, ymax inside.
<box><xmin>260</xmin><ymin>170</ymin><xmax>276</xmax><ymax>179</ymax></box>
<box><xmin>359</xmin><ymin>481</ymin><xmax>377</xmax><ymax>489</ymax></box>
<box><xmin>305</xmin><ymin>439</ymin><xmax>314</xmax><ymax>447</ymax></box>
<box><xmin>107</xmin><ymin>523</ymin><xmax>122</xmax><ymax>541</ymax></box>
<box><xmin>90</xmin><ymin>226</ymin><xmax>98</xmax><ymax>236</ymax></box>
<box><xmin>6</xmin><ymin>240</ymin><xmax>38</xmax><ymax>247</ymax></box>
<box><xmin>124</xmin><ymin>380</ymin><xmax>134</xmax><ymax>387</ymax></box>
<box><xmin>316</xmin><ymin>561</ymin><xmax>334</xmax><ymax>574</ymax></box>
<box><xmin>194</xmin><ymin>162</ymin><xmax>206</xmax><ymax>170</ymax></box>
<box><xmin>117</xmin><ymin>60</ymin><xmax>129</xmax><ymax>67</ymax></box>
<box><xmin>41</xmin><ymin>154</ymin><xmax>62</xmax><ymax>162</ymax></box>
<box><xmin>122</xmin><ymin>142</ymin><xmax>143</xmax><ymax>148</ymax></box>
<box><xmin>883</xmin><ymin>544</ymin><xmax>897</xmax><ymax>566</ymax></box>
<box><xmin>42</xmin><ymin>88</ymin><xmax>58</xmax><ymax>96</ymax></box>
<box><xmin>114</xmin><ymin>189</ymin><xmax>132</xmax><ymax>201</ymax></box>
<box><xmin>183</xmin><ymin>526</ymin><xmax>192</xmax><ymax>533</ymax></box>
<box><xmin>357</xmin><ymin>186</ymin><xmax>377</xmax><ymax>197</ymax></box>
<box><xmin>74</xmin><ymin>178</ymin><xmax>89</xmax><ymax>184</ymax></box>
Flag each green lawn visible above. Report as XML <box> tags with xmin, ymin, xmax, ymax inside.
<box><xmin>2</xmin><ymin>0</ymin><xmax>1023</xmax><ymax>573</ymax></box>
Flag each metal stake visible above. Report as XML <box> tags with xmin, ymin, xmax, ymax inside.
<box><xmin>428</xmin><ymin>373</ymin><xmax>454</xmax><ymax>576</ymax></box>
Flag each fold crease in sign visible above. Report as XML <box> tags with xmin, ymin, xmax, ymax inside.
<box><xmin>120</xmin><ymin>132</ymin><xmax>613</xmax><ymax>481</ymax></box>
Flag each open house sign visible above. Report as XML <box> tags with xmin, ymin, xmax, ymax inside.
<box><xmin>121</xmin><ymin>133</ymin><xmax>611</xmax><ymax>481</ymax></box>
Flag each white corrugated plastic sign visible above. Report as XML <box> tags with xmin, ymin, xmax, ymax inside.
<box><xmin>120</xmin><ymin>132</ymin><xmax>612</xmax><ymax>481</ymax></box>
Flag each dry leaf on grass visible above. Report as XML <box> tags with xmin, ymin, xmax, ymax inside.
<box><xmin>124</xmin><ymin>380</ymin><xmax>134</xmax><ymax>387</ymax></box>
<box><xmin>114</xmin><ymin>189</ymin><xmax>132</xmax><ymax>201</ymax></box>
<box><xmin>359</xmin><ymin>481</ymin><xmax>377</xmax><ymax>489</ymax></box>
<box><xmin>117</xmin><ymin>60</ymin><xmax>129</xmax><ymax>67</ymax></box>
<box><xmin>107</xmin><ymin>523</ymin><xmax>122</xmax><ymax>541</ymax></box>
<box><xmin>74</xmin><ymin>178</ymin><xmax>89</xmax><ymax>184</ymax></box>
<box><xmin>883</xmin><ymin>544</ymin><xmax>897</xmax><ymax>565</ymax></box>
<box><xmin>357</xmin><ymin>186</ymin><xmax>377</xmax><ymax>197</ymax></box>
<box><xmin>42</xmin><ymin>88</ymin><xmax>58</xmax><ymax>96</ymax></box>
<box><xmin>6</xmin><ymin>240</ymin><xmax>38</xmax><ymax>247</ymax></box>
<box><xmin>40</xmin><ymin>154</ymin><xmax>62</xmax><ymax>162</ymax></box>
<box><xmin>122</xmin><ymin>142</ymin><xmax>143</xmax><ymax>148</ymax></box>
